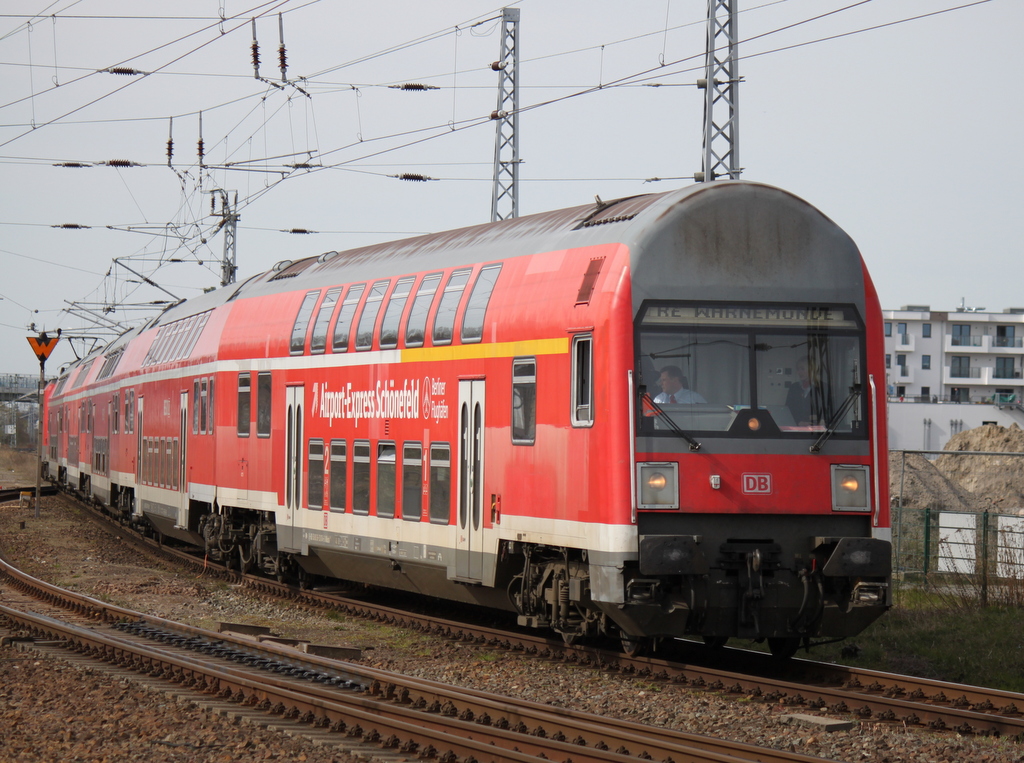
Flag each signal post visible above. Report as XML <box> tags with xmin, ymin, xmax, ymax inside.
<box><xmin>27</xmin><ymin>330</ymin><xmax>59</xmax><ymax>519</ymax></box>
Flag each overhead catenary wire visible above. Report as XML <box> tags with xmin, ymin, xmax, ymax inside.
<box><xmin>0</xmin><ymin>0</ymin><xmax>998</xmax><ymax>352</ymax></box>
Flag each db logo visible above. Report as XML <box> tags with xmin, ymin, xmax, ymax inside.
<box><xmin>742</xmin><ymin>473</ymin><xmax>773</xmax><ymax>494</ymax></box>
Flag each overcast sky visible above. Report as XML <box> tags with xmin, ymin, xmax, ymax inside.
<box><xmin>1</xmin><ymin>0</ymin><xmax>1020</xmax><ymax>376</ymax></box>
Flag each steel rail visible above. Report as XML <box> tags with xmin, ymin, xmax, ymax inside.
<box><xmin>44</xmin><ymin>487</ymin><xmax>1024</xmax><ymax>740</ymax></box>
<box><xmin>1</xmin><ymin>555</ymin><xmax>835</xmax><ymax>763</ymax></box>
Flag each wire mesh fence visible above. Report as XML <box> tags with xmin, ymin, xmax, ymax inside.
<box><xmin>891</xmin><ymin>449</ymin><xmax>1024</xmax><ymax>607</ymax></box>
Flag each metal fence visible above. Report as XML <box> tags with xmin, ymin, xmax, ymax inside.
<box><xmin>891</xmin><ymin>449</ymin><xmax>1024</xmax><ymax>605</ymax></box>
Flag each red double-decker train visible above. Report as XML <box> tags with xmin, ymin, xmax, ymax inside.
<box><xmin>44</xmin><ymin>180</ymin><xmax>891</xmax><ymax>656</ymax></box>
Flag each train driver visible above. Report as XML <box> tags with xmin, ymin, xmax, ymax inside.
<box><xmin>785</xmin><ymin>358</ymin><xmax>821</xmax><ymax>425</ymax></box>
<box><xmin>653</xmin><ymin>365</ymin><xmax>707</xmax><ymax>404</ymax></box>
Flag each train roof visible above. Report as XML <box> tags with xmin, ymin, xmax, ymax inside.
<box><xmin>54</xmin><ymin>180</ymin><xmax>857</xmax><ymax>388</ymax></box>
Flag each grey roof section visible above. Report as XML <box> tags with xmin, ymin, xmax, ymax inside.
<box><xmin>148</xmin><ymin>188</ymin><xmax>690</xmax><ymax>327</ymax></box>
<box><xmin>137</xmin><ymin>180</ymin><xmax>865</xmax><ymax>330</ymax></box>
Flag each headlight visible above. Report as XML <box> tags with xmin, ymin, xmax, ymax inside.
<box><xmin>832</xmin><ymin>464</ymin><xmax>869</xmax><ymax>512</ymax></box>
<box><xmin>637</xmin><ymin>462</ymin><xmax>679</xmax><ymax>509</ymax></box>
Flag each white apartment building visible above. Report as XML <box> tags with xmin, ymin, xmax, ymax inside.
<box><xmin>883</xmin><ymin>305</ymin><xmax>1024</xmax><ymax>405</ymax></box>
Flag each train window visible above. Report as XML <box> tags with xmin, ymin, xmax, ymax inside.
<box><xmin>332</xmin><ymin>284</ymin><xmax>365</xmax><ymax>352</ymax></box>
<box><xmin>376</xmin><ymin>442</ymin><xmax>397</xmax><ymax>518</ymax></box>
<box><xmin>310</xmin><ymin>287</ymin><xmax>342</xmax><ymax>354</ymax></box>
<box><xmin>329</xmin><ymin>440</ymin><xmax>346</xmax><ymax>512</ymax></box>
<box><xmin>512</xmin><ymin>358</ymin><xmax>536</xmax><ymax>444</ymax></box>
<box><xmin>405</xmin><ymin>273</ymin><xmax>442</xmax><ymax>347</ymax></box>
<box><xmin>290</xmin><ymin>290</ymin><xmax>321</xmax><ymax>355</ymax></box>
<box><xmin>172</xmin><ymin>439</ymin><xmax>179</xmax><ymax>490</ymax></box>
<box><xmin>402</xmin><ymin>443</ymin><xmax>422</xmax><ymax>521</ymax></box>
<box><xmin>352</xmin><ymin>440</ymin><xmax>370</xmax><ymax>515</ymax></box>
<box><xmin>461</xmin><ymin>263</ymin><xmax>502</xmax><ymax>342</ymax></box>
<box><xmin>200</xmin><ymin>378</ymin><xmax>209</xmax><ymax>434</ymax></box>
<box><xmin>127</xmin><ymin>390</ymin><xmax>134</xmax><ymax>434</ymax></box>
<box><xmin>164</xmin><ymin>439</ymin><xmax>172</xmax><ymax>489</ymax></box>
<box><xmin>237</xmin><ymin>373</ymin><xmax>251</xmax><ymax>437</ymax></box>
<box><xmin>257</xmin><ymin>372</ymin><xmax>272</xmax><ymax>437</ymax></box>
<box><xmin>379</xmin><ymin>277</ymin><xmax>415</xmax><ymax>349</ymax></box>
<box><xmin>636</xmin><ymin>304</ymin><xmax>865</xmax><ymax>437</ymax></box>
<box><xmin>431</xmin><ymin>269</ymin><xmax>472</xmax><ymax>345</ymax></box>
<box><xmin>308</xmin><ymin>439</ymin><xmax>324</xmax><ymax>510</ymax></box>
<box><xmin>571</xmin><ymin>335</ymin><xmax>594</xmax><ymax>427</ymax></box>
<box><xmin>112</xmin><ymin>392</ymin><xmax>119</xmax><ymax>434</ymax></box>
<box><xmin>428</xmin><ymin>443</ymin><xmax>451</xmax><ymax>524</ymax></box>
<box><xmin>356</xmin><ymin>280</ymin><xmax>390</xmax><ymax>351</ymax></box>
<box><xmin>193</xmin><ymin>379</ymin><xmax>200</xmax><ymax>434</ymax></box>
<box><xmin>209</xmin><ymin>377</ymin><xmax>215</xmax><ymax>433</ymax></box>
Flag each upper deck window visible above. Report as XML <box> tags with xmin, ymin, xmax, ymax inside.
<box><xmin>290</xmin><ymin>291</ymin><xmax>321</xmax><ymax>355</ymax></box>
<box><xmin>405</xmin><ymin>273</ymin><xmax>442</xmax><ymax>348</ymax></box>
<box><xmin>356</xmin><ymin>280</ymin><xmax>390</xmax><ymax>351</ymax></box>
<box><xmin>432</xmin><ymin>269</ymin><xmax>472</xmax><ymax>346</ymax></box>
<box><xmin>310</xmin><ymin>287</ymin><xmax>343</xmax><ymax>354</ymax></box>
<box><xmin>380</xmin><ymin>277</ymin><xmax>415</xmax><ymax>349</ymax></box>
<box><xmin>636</xmin><ymin>303</ymin><xmax>865</xmax><ymax>438</ymax></box>
<box><xmin>332</xmin><ymin>284</ymin><xmax>365</xmax><ymax>352</ymax></box>
<box><xmin>461</xmin><ymin>264</ymin><xmax>502</xmax><ymax>342</ymax></box>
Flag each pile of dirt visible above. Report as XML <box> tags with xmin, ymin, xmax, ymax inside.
<box><xmin>892</xmin><ymin>423</ymin><xmax>1024</xmax><ymax>512</ymax></box>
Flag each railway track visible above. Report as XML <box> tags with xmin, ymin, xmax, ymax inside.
<box><xmin>2</xmin><ymin>552</ymin><xmax>839</xmax><ymax>763</ymax></box>
<box><xmin>19</xmin><ymin>487</ymin><xmax>1024</xmax><ymax>743</ymax></box>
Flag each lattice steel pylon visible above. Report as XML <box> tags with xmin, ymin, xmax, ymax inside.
<box><xmin>490</xmin><ymin>7</ymin><xmax>520</xmax><ymax>222</ymax></box>
<box><xmin>697</xmin><ymin>0</ymin><xmax>742</xmax><ymax>182</ymax></box>
<box><xmin>212</xmin><ymin>190</ymin><xmax>239</xmax><ymax>286</ymax></box>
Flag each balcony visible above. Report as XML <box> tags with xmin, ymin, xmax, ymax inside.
<box><xmin>896</xmin><ymin>332</ymin><xmax>915</xmax><ymax>351</ymax></box>
<box><xmin>945</xmin><ymin>335</ymin><xmax>984</xmax><ymax>353</ymax></box>
<box><xmin>895</xmin><ymin>365</ymin><xmax>913</xmax><ymax>383</ymax></box>
<box><xmin>991</xmin><ymin>335</ymin><xmax>1024</xmax><ymax>354</ymax></box>
<box><xmin>944</xmin><ymin>365</ymin><xmax>981</xmax><ymax>384</ymax></box>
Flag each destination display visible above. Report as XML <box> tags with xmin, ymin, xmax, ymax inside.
<box><xmin>641</xmin><ymin>304</ymin><xmax>859</xmax><ymax>329</ymax></box>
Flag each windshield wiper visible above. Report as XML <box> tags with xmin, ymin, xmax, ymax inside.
<box><xmin>809</xmin><ymin>385</ymin><xmax>861</xmax><ymax>454</ymax></box>
<box><xmin>640</xmin><ymin>392</ymin><xmax>701</xmax><ymax>451</ymax></box>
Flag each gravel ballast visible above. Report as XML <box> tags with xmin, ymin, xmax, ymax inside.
<box><xmin>2</xmin><ymin>490</ymin><xmax>1023</xmax><ymax>763</ymax></box>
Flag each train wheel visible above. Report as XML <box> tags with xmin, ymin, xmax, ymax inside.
<box><xmin>768</xmin><ymin>637</ymin><xmax>800</xmax><ymax>659</ymax></box>
<box><xmin>620</xmin><ymin>634</ymin><xmax>650</xmax><ymax>658</ymax></box>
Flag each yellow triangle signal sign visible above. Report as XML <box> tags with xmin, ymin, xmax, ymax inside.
<box><xmin>27</xmin><ymin>333</ymin><xmax>59</xmax><ymax>362</ymax></box>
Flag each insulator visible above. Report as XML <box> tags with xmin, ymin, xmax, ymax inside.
<box><xmin>696</xmin><ymin>78</ymin><xmax>707</xmax><ymax>89</ymax></box>
<box><xmin>287</xmin><ymin>162</ymin><xmax>312</xmax><ymax>169</ymax></box>
<box><xmin>388</xmin><ymin>83</ymin><xmax>439</xmax><ymax>91</ymax></box>
<box><xmin>490</xmin><ymin>110</ymin><xmax>507</xmax><ymax>120</ymax></box>
<box><xmin>106</xmin><ymin>67</ymin><xmax>143</xmax><ymax>76</ymax></box>
<box><xmin>286</xmin><ymin>228</ymin><xmax>315</xmax><ymax>234</ymax></box>
<box><xmin>53</xmin><ymin>162</ymin><xmax>90</xmax><ymax>168</ymax></box>
<box><xmin>166</xmin><ymin>138</ymin><xmax>173</xmax><ymax>163</ymax></box>
<box><xmin>391</xmin><ymin>173</ymin><xmax>435</xmax><ymax>182</ymax></box>
<box><xmin>278</xmin><ymin>45</ymin><xmax>287</xmax><ymax>75</ymax></box>
<box><xmin>210</xmin><ymin>196</ymin><xmax>216</xmax><ymax>214</ymax></box>
<box><xmin>491</xmin><ymin>61</ymin><xmax>506</xmax><ymax>71</ymax></box>
<box><xmin>53</xmin><ymin>223</ymin><xmax>91</xmax><ymax>229</ymax></box>
<box><xmin>251</xmin><ymin>41</ymin><xmax>260</xmax><ymax>69</ymax></box>
<box><xmin>103</xmin><ymin>159</ymin><xmax>139</xmax><ymax>167</ymax></box>
<box><xmin>197</xmin><ymin>138</ymin><xmax>205</xmax><ymax>163</ymax></box>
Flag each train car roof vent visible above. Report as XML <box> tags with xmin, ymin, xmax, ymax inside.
<box><xmin>572</xmin><ymin>194</ymin><xmax>645</xmax><ymax>230</ymax></box>
<box><xmin>269</xmin><ymin>256</ymin><xmax>318</xmax><ymax>281</ymax></box>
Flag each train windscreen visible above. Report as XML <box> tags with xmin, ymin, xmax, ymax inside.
<box><xmin>636</xmin><ymin>303</ymin><xmax>866</xmax><ymax>437</ymax></box>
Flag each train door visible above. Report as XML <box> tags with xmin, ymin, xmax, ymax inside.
<box><xmin>178</xmin><ymin>390</ymin><xmax>189</xmax><ymax>519</ymax></box>
<box><xmin>282</xmin><ymin>385</ymin><xmax>304</xmax><ymax>552</ymax></box>
<box><xmin>136</xmin><ymin>396</ymin><xmax>144</xmax><ymax>485</ymax></box>
<box><xmin>456</xmin><ymin>379</ymin><xmax>485</xmax><ymax>581</ymax></box>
